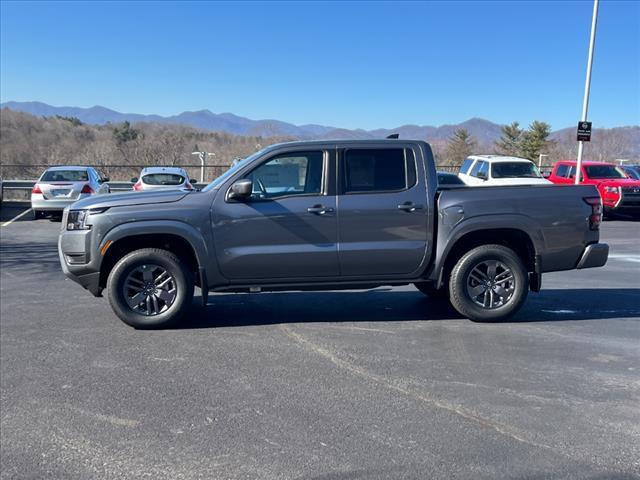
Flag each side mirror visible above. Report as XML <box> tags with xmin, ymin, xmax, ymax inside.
<box><xmin>228</xmin><ymin>179</ymin><xmax>253</xmax><ymax>200</ymax></box>
<box><xmin>130</xmin><ymin>177</ymin><xmax>138</xmax><ymax>183</ymax></box>
<box><xmin>102</xmin><ymin>176</ymin><xmax>110</xmax><ymax>182</ymax></box>
<box><xmin>477</xmin><ymin>171</ymin><xmax>488</xmax><ymax>181</ymax></box>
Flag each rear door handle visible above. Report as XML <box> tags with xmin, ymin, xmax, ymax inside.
<box><xmin>397</xmin><ymin>202</ymin><xmax>423</xmax><ymax>212</ymax></box>
<box><xmin>307</xmin><ymin>205</ymin><xmax>335</xmax><ymax>215</ymax></box>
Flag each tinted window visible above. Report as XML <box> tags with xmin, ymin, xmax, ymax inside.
<box><xmin>555</xmin><ymin>164</ymin><xmax>570</xmax><ymax>177</ymax></box>
<box><xmin>584</xmin><ymin>165</ymin><xmax>627</xmax><ymax>179</ymax></box>
<box><xmin>41</xmin><ymin>170</ymin><xmax>88</xmax><ymax>182</ymax></box>
<box><xmin>470</xmin><ymin>160</ymin><xmax>483</xmax><ymax>177</ymax></box>
<box><xmin>623</xmin><ymin>167</ymin><xmax>640</xmax><ymax>180</ymax></box>
<box><xmin>491</xmin><ymin>162</ymin><xmax>542</xmax><ymax>178</ymax></box>
<box><xmin>142</xmin><ymin>173</ymin><xmax>185</xmax><ymax>185</ymax></box>
<box><xmin>460</xmin><ymin>158</ymin><xmax>474</xmax><ymax>174</ymax></box>
<box><xmin>344</xmin><ymin>148</ymin><xmax>414</xmax><ymax>193</ymax></box>
<box><xmin>437</xmin><ymin>172</ymin><xmax>465</xmax><ymax>185</ymax></box>
<box><xmin>247</xmin><ymin>151</ymin><xmax>323</xmax><ymax>199</ymax></box>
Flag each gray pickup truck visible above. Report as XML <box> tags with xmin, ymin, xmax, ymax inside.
<box><xmin>58</xmin><ymin>140</ymin><xmax>608</xmax><ymax>328</ymax></box>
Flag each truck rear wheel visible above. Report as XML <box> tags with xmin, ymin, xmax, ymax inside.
<box><xmin>448</xmin><ymin>244</ymin><xmax>528</xmax><ymax>322</ymax></box>
<box><xmin>107</xmin><ymin>248</ymin><xmax>194</xmax><ymax>329</ymax></box>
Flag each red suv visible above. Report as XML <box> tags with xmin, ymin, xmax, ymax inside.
<box><xmin>548</xmin><ymin>161</ymin><xmax>640</xmax><ymax>217</ymax></box>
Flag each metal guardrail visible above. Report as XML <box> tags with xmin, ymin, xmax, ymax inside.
<box><xmin>2</xmin><ymin>180</ymin><xmax>207</xmax><ymax>193</ymax></box>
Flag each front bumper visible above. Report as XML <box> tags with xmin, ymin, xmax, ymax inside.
<box><xmin>58</xmin><ymin>228</ymin><xmax>103</xmax><ymax>296</ymax></box>
<box><xmin>576</xmin><ymin>243</ymin><xmax>609</xmax><ymax>269</ymax></box>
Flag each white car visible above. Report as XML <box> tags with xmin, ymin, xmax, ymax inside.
<box><xmin>132</xmin><ymin>167</ymin><xmax>193</xmax><ymax>191</ymax></box>
<box><xmin>31</xmin><ymin>166</ymin><xmax>110</xmax><ymax>219</ymax></box>
<box><xmin>458</xmin><ymin>155</ymin><xmax>551</xmax><ymax>186</ymax></box>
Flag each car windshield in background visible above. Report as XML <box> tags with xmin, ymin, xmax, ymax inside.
<box><xmin>142</xmin><ymin>174</ymin><xmax>184</xmax><ymax>185</ymax></box>
<box><xmin>623</xmin><ymin>167</ymin><xmax>640</xmax><ymax>180</ymax></box>
<box><xmin>584</xmin><ymin>165</ymin><xmax>627</xmax><ymax>179</ymax></box>
<box><xmin>41</xmin><ymin>170</ymin><xmax>88</xmax><ymax>182</ymax></box>
<box><xmin>491</xmin><ymin>162</ymin><xmax>542</xmax><ymax>178</ymax></box>
<box><xmin>202</xmin><ymin>149</ymin><xmax>265</xmax><ymax>192</ymax></box>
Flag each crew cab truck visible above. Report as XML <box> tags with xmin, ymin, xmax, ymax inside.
<box><xmin>59</xmin><ymin>140</ymin><xmax>609</xmax><ymax>328</ymax></box>
<box><xmin>548</xmin><ymin>160</ymin><xmax>640</xmax><ymax>218</ymax></box>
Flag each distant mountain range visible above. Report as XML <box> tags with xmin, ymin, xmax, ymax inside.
<box><xmin>1</xmin><ymin>101</ymin><xmax>637</xmax><ymax>148</ymax></box>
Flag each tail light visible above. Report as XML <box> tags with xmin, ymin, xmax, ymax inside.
<box><xmin>32</xmin><ymin>184</ymin><xmax>42</xmax><ymax>194</ymax></box>
<box><xmin>133</xmin><ymin>181</ymin><xmax>142</xmax><ymax>191</ymax></box>
<box><xmin>81</xmin><ymin>184</ymin><xmax>94</xmax><ymax>194</ymax></box>
<box><xmin>583</xmin><ymin>196</ymin><xmax>602</xmax><ymax>231</ymax></box>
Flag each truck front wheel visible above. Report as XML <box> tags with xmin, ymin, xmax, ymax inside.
<box><xmin>449</xmin><ymin>244</ymin><xmax>528</xmax><ymax>322</ymax></box>
<box><xmin>107</xmin><ymin>248</ymin><xmax>194</xmax><ymax>329</ymax></box>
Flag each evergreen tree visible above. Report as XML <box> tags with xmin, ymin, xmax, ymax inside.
<box><xmin>446</xmin><ymin>128</ymin><xmax>476</xmax><ymax>164</ymax></box>
<box><xmin>495</xmin><ymin>121</ymin><xmax>522</xmax><ymax>156</ymax></box>
<box><xmin>520</xmin><ymin>121</ymin><xmax>552</xmax><ymax>161</ymax></box>
<box><xmin>113</xmin><ymin>121</ymin><xmax>140</xmax><ymax>144</ymax></box>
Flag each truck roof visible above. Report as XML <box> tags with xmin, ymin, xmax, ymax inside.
<box><xmin>555</xmin><ymin>160</ymin><xmax>615</xmax><ymax>166</ymax></box>
<box><xmin>468</xmin><ymin>155</ymin><xmax>533</xmax><ymax>163</ymax></box>
<box><xmin>266</xmin><ymin>139</ymin><xmax>430</xmax><ymax>149</ymax></box>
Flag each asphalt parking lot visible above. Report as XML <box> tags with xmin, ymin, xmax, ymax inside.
<box><xmin>1</xmin><ymin>203</ymin><xmax>639</xmax><ymax>479</ymax></box>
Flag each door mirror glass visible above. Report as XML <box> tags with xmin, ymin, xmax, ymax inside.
<box><xmin>130</xmin><ymin>177</ymin><xmax>138</xmax><ymax>183</ymax></box>
<box><xmin>477</xmin><ymin>170</ymin><xmax>488</xmax><ymax>180</ymax></box>
<box><xmin>102</xmin><ymin>176</ymin><xmax>110</xmax><ymax>183</ymax></box>
<box><xmin>229</xmin><ymin>179</ymin><xmax>253</xmax><ymax>200</ymax></box>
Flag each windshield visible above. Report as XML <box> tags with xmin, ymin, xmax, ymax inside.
<box><xmin>585</xmin><ymin>165</ymin><xmax>627</xmax><ymax>179</ymax></box>
<box><xmin>491</xmin><ymin>162</ymin><xmax>542</xmax><ymax>179</ymax></box>
<box><xmin>41</xmin><ymin>170</ymin><xmax>88</xmax><ymax>182</ymax></box>
<box><xmin>201</xmin><ymin>149</ymin><xmax>267</xmax><ymax>192</ymax></box>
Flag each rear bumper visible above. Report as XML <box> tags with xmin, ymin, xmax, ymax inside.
<box><xmin>576</xmin><ymin>243</ymin><xmax>609</xmax><ymax>269</ymax></box>
<box><xmin>32</xmin><ymin>197</ymin><xmax>84</xmax><ymax>211</ymax></box>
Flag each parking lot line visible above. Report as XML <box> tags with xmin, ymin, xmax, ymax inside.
<box><xmin>1</xmin><ymin>208</ymin><xmax>32</xmax><ymax>227</ymax></box>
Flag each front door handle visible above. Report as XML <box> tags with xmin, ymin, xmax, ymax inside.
<box><xmin>397</xmin><ymin>202</ymin><xmax>423</xmax><ymax>212</ymax></box>
<box><xmin>307</xmin><ymin>205</ymin><xmax>335</xmax><ymax>215</ymax></box>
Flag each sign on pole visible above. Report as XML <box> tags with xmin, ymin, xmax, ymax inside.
<box><xmin>577</xmin><ymin>121</ymin><xmax>592</xmax><ymax>142</ymax></box>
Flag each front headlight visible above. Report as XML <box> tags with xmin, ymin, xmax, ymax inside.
<box><xmin>67</xmin><ymin>210</ymin><xmax>90</xmax><ymax>230</ymax></box>
<box><xmin>603</xmin><ymin>186</ymin><xmax>620</xmax><ymax>194</ymax></box>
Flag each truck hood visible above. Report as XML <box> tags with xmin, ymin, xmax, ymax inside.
<box><xmin>69</xmin><ymin>189</ymin><xmax>191</xmax><ymax>210</ymax></box>
<box><xmin>593</xmin><ymin>178</ymin><xmax>640</xmax><ymax>187</ymax></box>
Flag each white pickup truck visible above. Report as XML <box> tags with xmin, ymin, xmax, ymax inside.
<box><xmin>459</xmin><ymin>155</ymin><xmax>551</xmax><ymax>186</ymax></box>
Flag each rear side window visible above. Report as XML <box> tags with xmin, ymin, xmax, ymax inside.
<box><xmin>460</xmin><ymin>158</ymin><xmax>474</xmax><ymax>174</ymax></box>
<box><xmin>142</xmin><ymin>173</ymin><xmax>185</xmax><ymax>185</ymax></box>
<box><xmin>344</xmin><ymin>148</ymin><xmax>416</xmax><ymax>193</ymax></box>
<box><xmin>555</xmin><ymin>164</ymin><xmax>570</xmax><ymax>177</ymax></box>
<box><xmin>41</xmin><ymin>170</ymin><xmax>89</xmax><ymax>182</ymax></box>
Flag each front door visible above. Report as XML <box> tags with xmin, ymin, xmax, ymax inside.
<box><xmin>212</xmin><ymin>150</ymin><xmax>339</xmax><ymax>280</ymax></box>
<box><xmin>337</xmin><ymin>146</ymin><xmax>429</xmax><ymax>276</ymax></box>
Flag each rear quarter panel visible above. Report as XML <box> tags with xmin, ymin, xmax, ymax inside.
<box><xmin>432</xmin><ymin>184</ymin><xmax>600</xmax><ymax>279</ymax></box>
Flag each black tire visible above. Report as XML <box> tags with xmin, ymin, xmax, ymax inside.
<box><xmin>107</xmin><ymin>248</ymin><xmax>194</xmax><ymax>329</ymax></box>
<box><xmin>414</xmin><ymin>282</ymin><xmax>448</xmax><ymax>299</ymax></box>
<box><xmin>33</xmin><ymin>210</ymin><xmax>45</xmax><ymax>220</ymax></box>
<box><xmin>449</xmin><ymin>244</ymin><xmax>528</xmax><ymax>322</ymax></box>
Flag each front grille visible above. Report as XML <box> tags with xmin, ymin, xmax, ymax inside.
<box><xmin>621</xmin><ymin>187</ymin><xmax>640</xmax><ymax>207</ymax></box>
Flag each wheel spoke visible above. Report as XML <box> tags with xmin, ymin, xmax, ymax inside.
<box><xmin>154</xmin><ymin>271</ymin><xmax>169</xmax><ymax>286</ymax></box>
<box><xmin>152</xmin><ymin>295</ymin><xmax>160</xmax><ymax>314</ymax></box>
<box><xmin>145</xmin><ymin>296</ymin><xmax>153</xmax><ymax>315</ymax></box>
<box><xmin>127</xmin><ymin>292</ymin><xmax>145</xmax><ymax>309</ymax></box>
<box><xmin>157</xmin><ymin>288</ymin><xmax>176</xmax><ymax>305</ymax></box>
<box><xmin>486</xmin><ymin>260</ymin><xmax>497</xmax><ymax>280</ymax></box>
<box><xmin>470</xmin><ymin>268</ymin><xmax>488</xmax><ymax>282</ymax></box>
<box><xmin>493</xmin><ymin>285</ymin><xmax>508</xmax><ymax>298</ymax></box>
<box><xmin>469</xmin><ymin>284</ymin><xmax>486</xmax><ymax>297</ymax></box>
<box><xmin>142</xmin><ymin>267</ymin><xmax>154</xmax><ymax>283</ymax></box>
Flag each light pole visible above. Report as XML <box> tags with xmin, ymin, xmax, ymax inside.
<box><xmin>575</xmin><ymin>0</ymin><xmax>599</xmax><ymax>185</ymax></box>
<box><xmin>191</xmin><ymin>150</ymin><xmax>216</xmax><ymax>184</ymax></box>
<box><xmin>538</xmin><ymin>154</ymin><xmax>548</xmax><ymax>169</ymax></box>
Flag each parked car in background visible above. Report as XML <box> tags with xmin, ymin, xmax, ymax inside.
<box><xmin>132</xmin><ymin>167</ymin><xmax>193</xmax><ymax>191</ymax></box>
<box><xmin>0</xmin><ymin>176</ymin><xmax>3</xmax><ymax>208</ymax></box>
<box><xmin>548</xmin><ymin>161</ymin><xmax>640</xmax><ymax>218</ymax></box>
<box><xmin>621</xmin><ymin>165</ymin><xmax>640</xmax><ymax>180</ymax></box>
<box><xmin>58</xmin><ymin>139</ymin><xmax>608</xmax><ymax>328</ymax></box>
<box><xmin>31</xmin><ymin>166</ymin><xmax>110</xmax><ymax>219</ymax></box>
<box><xmin>437</xmin><ymin>171</ymin><xmax>465</xmax><ymax>185</ymax></box>
<box><xmin>458</xmin><ymin>155</ymin><xmax>550</xmax><ymax>186</ymax></box>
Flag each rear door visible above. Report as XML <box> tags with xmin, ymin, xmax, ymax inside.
<box><xmin>212</xmin><ymin>149</ymin><xmax>340</xmax><ymax>280</ymax></box>
<box><xmin>337</xmin><ymin>145</ymin><xmax>429</xmax><ymax>276</ymax></box>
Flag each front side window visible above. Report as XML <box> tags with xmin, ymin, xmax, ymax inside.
<box><xmin>247</xmin><ymin>151</ymin><xmax>323</xmax><ymax>200</ymax></box>
<box><xmin>344</xmin><ymin>148</ymin><xmax>415</xmax><ymax>193</ymax></box>
<box><xmin>470</xmin><ymin>160</ymin><xmax>483</xmax><ymax>177</ymax></box>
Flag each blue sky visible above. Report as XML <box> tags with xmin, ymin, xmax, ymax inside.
<box><xmin>1</xmin><ymin>0</ymin><xmax>638</xmax><ymax>130</ymax></box>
